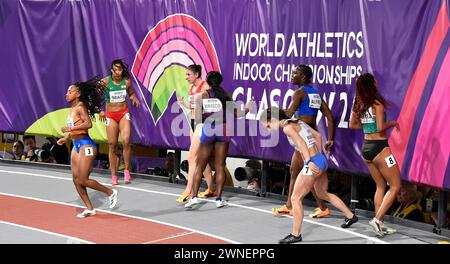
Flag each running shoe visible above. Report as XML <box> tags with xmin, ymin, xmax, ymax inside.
<box><xmin>369</xmin><ymin>217</ymin><xmax>385</xmax><ymax>237</ymax></box>
<box><xmin>108</xmin><ymin>189</ymin><xmax>118</xmax><ymax>209</ymax></box>
<box><xmin>381</xmin><ymin>222</ymin><xmax>397</xmax><ymax>235</ymax></box>
<box><xmin>184</xmin><ymin>197</ymin><xmax>200</xmax><ymax>208</ymax></box>
<box><xmin>278</xmin><ymin>234</ymin><xmax>302</xmax><ymax>244</ymax></box>
<box><xmin>112</xmin><ymin>175</ymin><xmax>119</xmax><ymax>185</ymax></box>
<box><xmin>198</xmin><ymin>189</ymin><xmax>217</xmax><ymax>198</ymax></box>
<box><xmin>309</xmin><ymin>207</ymin><xmax>331</xmax><ymax>218</ymax></box>
<box><xmin>272</xmin><ymin>204</ymin><xmax>291</xmax><ymax>216</ymax></box>
<box><xmin>124</xmin><ymin>170</ymin><xmax>131</xmax><ymax>184</ymax></box>
<box><xmin>341</xmin><ymin>214</ymin><xmax>359</xmax><ymax>228</ymax></box>
<box><xmin>215</xmin><ymin>198</ymin><xmax>228</xmax><ymax>208</ymax></box>
<box><xmin>77</xmin><ymin>209</ymin><xmax>96</xmax><ymax>218</ymax></box>
<box><xmin>176</xmin><ymin>192</ymin><xmax>192</xmax><ymax>204</ymax></box>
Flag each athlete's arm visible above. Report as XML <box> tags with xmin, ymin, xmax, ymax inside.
<box><xmin>349</xmin><ymin>111</ymin><xmax>362</xmax><ymax>129</ymax></box>
<box><xmin>284</xmin><ymin>89</ymin><xmax>305</xmax><ymax>118</ymax></box>
<box><xmin>283</xmin><ymin>124</ymin><xmax>319</xmax><ymax>174</ymax></box>
<box><xmin>374</xmin><ymin>101</ymin><xmax>399</xmax><ymax>132</ymax></box>
<box><xmin>308</xmin><ymin>125</ymin><xmax>323</xmax><ymax>154</ymax></box>
<box><xmin>126</xmin><ymin>79</ymin><xmax>140</xmax><ymax>108</ymax></box>
<box><xmin>320</xmin><ymin>100</ymin><xmax>335</xmax><ymax>152</ymax></box>
<box><xmin>72</xmin><ymin>105</ymin><xmax>92</xmax><ymax>131</ymax></box>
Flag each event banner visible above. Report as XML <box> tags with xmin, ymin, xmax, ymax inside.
<box><xmin>0</xmin><ymin>0</ymin><xmax>448</xmax><ymax>189</ymax></box>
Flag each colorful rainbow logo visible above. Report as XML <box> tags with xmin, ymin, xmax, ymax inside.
<box><xmin>132</xmin><ymin>14</ymin><xmax>220</xmax><ymax>124</ymax></box>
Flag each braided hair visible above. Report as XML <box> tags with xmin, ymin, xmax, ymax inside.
<box><xmin>73</xmin><ymin>75</ymin><xmax>104</xmax><ymax>120</ymax></box>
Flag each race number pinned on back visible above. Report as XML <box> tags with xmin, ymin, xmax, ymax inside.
<box><xmin>385</xmin><ymin>154</ymin><xmax>396</xmax><ymax>168</ymax></box>
<box><xmin>302</xmin><ymin>166</ymin><xmax>313</xmax><ymax>176</ymax></box>
<box><xmin>203</xmin><ymin>98</ymin><xmax>222</xmax><ymax>113</ymax></box>
<box><xmin>84</xmin><ymin>147</ymin><xmax>94</xmax><ymax>156</ymax></box>
<box><xmin>308</xmin><ymin>94</ymin><xmax>322</xmax><ymax>109</ymax></box>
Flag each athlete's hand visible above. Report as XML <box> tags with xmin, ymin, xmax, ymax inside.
<box><xmin>324</xmin><ymin>140</ymin><xmax>334</xmax><ymax>154</ymax></box>
<box><xmin>393</xmin><ymin>121</ymin><xmax>400</xmax><ymax>131</ymax></box>
<box><xmin>245</xmin><ymin>96</ymin><xmax>256</xmax><ymax>112</ymax></box>
<box><xmin>57</xmin><ymin>138</ymin><xmax>67</xmax><ymax>146</ymax></box>
<box><xmin>99</xmin><ymin>111</ymin><xmax>106</xmax><ymax>122</ymax></box>
<box><xmin>280</xmin><ymin>119</ymin><xmax>290</xmax><ymax>127</ymax></box>
<box><xmin>309</xmin><ymin>161</ymin><xmax>320</xmax><ymax>175</ymax></box>
<box><xmin>61</xmin><ymin>126</ymin><xmax>71</xmax><ymax>133</ymax></box>
<box><xmin>130</xmin><ymin>95</ymin><xmax>140</xmax><ymax>108</ymax></box>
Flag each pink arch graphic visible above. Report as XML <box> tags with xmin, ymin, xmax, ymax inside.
<box><xmin>143</xmin><ymin>39</ymin><xmax>211</xmax><ymax>89</ymax></box>
<box><xmin>133</xmin><ymin>14</ymin><xmax>219</xmax><ymax>77</ymax></box>
<box><xmin>137</xmin><ymin>26</ymin><xmax>213</xmax><ymax>81</ymax></box>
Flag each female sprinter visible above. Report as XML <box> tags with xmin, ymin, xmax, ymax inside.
<box><xmin>349</xmin><ymin>73</ymin><xmax>401</xmax><ymax>237</ymax></box>
<box><xmin>58</xmin><ymin>76</ymin><xmax>118</xmax><ymax>218</ymax></box>
<box><xmin>177</xmin><ymin>64</ymin><xmax>215</xmax><ymax>203</ymax></box>
<box><xmin>260</xmin><ymin>107</ymin><xmax>357</xmax><ymax>244</ymax></box>
<box><xmin>99</xmin><ymin>59</ymin><xmax>140</xmax><ymax>185</ymax></box>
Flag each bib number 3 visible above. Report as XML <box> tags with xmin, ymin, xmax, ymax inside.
<box><xmin>84</xmin><ymin>147</ymin><xmax>94</xmax><ymax>156</ymax></box>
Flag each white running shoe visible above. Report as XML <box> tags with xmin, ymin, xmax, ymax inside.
<box><xmin>369</xmin><ymin>217</ymin><xmax>385</xmax><ymax>237</ymax></box>
<box><xmin>381</xmin><ymin>222</ymin><xmax>397</xmax><ymax>235</ymax></box>
<box><xmin>215</xmin><ymin>199</ymin><xmax>228</xmax><ymax>208</ymax></box>
<box><xmin>184</xmin><ymin>197</ymin><xmax>199</xmax><ymax>208</ymax></box>
<box><xmin>77</xmin><ymin>209</ymin><xmax>96</xmax><ymax>218</ymax></box>
<box><xmin>109</xmin><ymin>189</ymin><xmax>118</xmax><ymax>209</ymax></box>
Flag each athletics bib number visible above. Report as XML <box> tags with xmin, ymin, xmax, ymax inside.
<box><xmin>125</xmin><ymin>113</ymin><xmax>131</xmax><ymax>121</ymax></box>
<box><xmin>203</xmin><ymin>98</ymin><xmax>222</xmax><ymax>113</ymax></box>
<box><xmin>302</xmin><ymin>166</ymin><xmax>313</xmax><ymax>176</ymax></box>
<box><xmin>84</xmin><ymin>147</ymin><xmax>94</xmax><ymax>156</ymax></box>
<box><xmin>109</xmin><ymin>90</ymin><xmax>127</xmax><ymax>103</ymax></box>
<box><xmin>361</xmin><ymin>107</ymin><xmax>375</xmax><ymax>124</ymax></box>
<box><xmin>105</xmin><ymin>118</ymin><xmax>110</xmax><ymax>126</ymax></box>
<box><xmin>308</xmin><ymin>94</ymin><xmax>322</xmax><ymax>109</ymax></box>
<box><xmin>385</xmin><ymin>154</ymin><xmax>396</xmax><ymax>168</ymax></box>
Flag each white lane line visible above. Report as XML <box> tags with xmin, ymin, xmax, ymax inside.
<box><xmin>143</xmin><ymin>231</ymin><xmax>195</xmax><ymax>244</ymax></box>
<box><xmin>0</xmin><ymin>221</ymin><xmax>94</xmax><ymax>244</ymax></box>
<box><xmin>0</xmin><ymin>169</ymin><xmax>388</xmax><ymax>244</ymax></box>
<box><xmin>0</xmin><ymin>191</ymin><xmax>238</xmax><ymax>244</ymax></box>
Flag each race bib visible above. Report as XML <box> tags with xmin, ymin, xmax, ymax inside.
<box><xmin>302</xmin><ymin>166</ymin><xmax>313</xmax><ymax>176</ymax></box>
<box><xmin>385</xmin><ymin>154</ymin><xmax>397</xmax><ymax>168</ymax></box>
<box><xmin>84</xmin><ymin>147</ymin><xmax>94</xmax><ymax>156</ymax></box>
<box><xmin>188</xmin><ymin>95</ymin><xmax>196</xmax><ymax>109</ymax></box>
<box><xmin>202</xmin><ymin>98</ymin><xmax>222</xmax><ymax>113</ymax></box>
<box><xmin>308</xmin><ymin>94</ymin><xmax>322</xmax><ymax>109</ymax></box>
<box><xmin>361</xmin><ymin>107</ymin><xmax>375</xmax><ymax>124</ymax></box>
<box><xmin>66</xmin><ymin>117</ymin><xmax>74</xmax><ymax>127</ymax></box>
<box><xmin>109</xmin><ymin>90</ymin><xmax>127</xmax><ymax>103</ymax></box>
<box><xmin>105</xmin><ymin>118</ymin><xmax>110</xmax><ymax>126</ymax></box>
<box><xmin>125</xmin><ymin>113</ymin><xmax>131</xmax><ymax>121</ymax></box>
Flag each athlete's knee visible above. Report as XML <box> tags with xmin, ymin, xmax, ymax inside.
<box><xmin>109</xmin><ymin>142</ymin><xmax>118</xmax><ymax>150</ymax></box>
<box><xmin>121</xmin><ymin>136</ymin><xmax>131</xmax><ymax>146</ymax></box>
<box><xmin>375</xmin><ymin>183</ymin><xmax>387</xmax><ymax>193</ymax></box>
<box><xmin>77</xmin><ymin>178</ymin><xmax>87</xmax><ymax>186</ymax></box>
<box><xmin>291</xmin><ymin>192</ymin><xmax>305</xmax><ymax>202</ymax></box>
<box><xmin>389</xmin><ymin>184</ymin><xmax>401</xmax><ymax>195</ymax></box>
<box><xmin>314</xmin><ymin>189</ymin><xmax>327</xmax><ymax>200</ymax></box>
